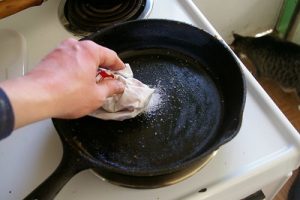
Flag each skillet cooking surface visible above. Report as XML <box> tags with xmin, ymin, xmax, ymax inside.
<box><xmin>54</xmin><ymin>48</ymin><xmax>223</xmax><ymax>176</ymax></box>
<box><xmin>53</xmin><ymin>19</ymin><xmax>245</xmax><ymax>177</ymax></box>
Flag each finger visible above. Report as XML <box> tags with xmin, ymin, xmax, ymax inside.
<box><xmin>60</xmin><ymin>38</ymin><xmax>78</xmax><ymax>47</ymax></box>
<box><xmin>97</xmin><ymin>79</ymin><xmax>125</xmax><ymax>99</ymax></box>
<box><xmin>97</xmin><ymin>46</ymin><xmax>125</xmax><ymax>70</ymax></box>
<box><xmin>80</xmin><ymin>40</ymin><xmax>125</xmax><ymax>71</ymax></box>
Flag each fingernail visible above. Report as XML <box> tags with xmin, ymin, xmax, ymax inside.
<box><xmin>118</xmin><ymin>64</ymin><xmax>125</xmax><ymax>70</ymax></box>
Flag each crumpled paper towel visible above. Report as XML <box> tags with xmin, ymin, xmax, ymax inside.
<box><xmin>90</xmin><ymin>64</ymin><xmax>155</xmax><ymax>121</ymax></box>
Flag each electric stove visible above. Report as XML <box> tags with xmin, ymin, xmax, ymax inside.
<box><xmin>0</xmin><ymin>0</ymin><xmax>299</xmax><ymax>199</ymax></box>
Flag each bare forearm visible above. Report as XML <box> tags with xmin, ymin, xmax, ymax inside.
<box><xmin>0</xmin><ymin>75</ymin><xmax>56</xmax><ymax>128</ymax></box>
<box><xmin>0</xmin><ymin>38</ymin><xmax>124</xmax><ymax>131</ymax></box>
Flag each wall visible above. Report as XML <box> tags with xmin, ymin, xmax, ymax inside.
<box><xmin>193</xmin><ymin>0</ymin><xmax>284</xmax><ymax>43</ymax></box>
<box><xmin>288</xmin><ymin>11</ymin><xmax>300</xmax><ymax>44</ymax></box>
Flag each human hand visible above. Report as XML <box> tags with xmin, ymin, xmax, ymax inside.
<box><xmin>0</xmin><ymin>38</ymin><xmax>125</xmax><ymax>128</ymax></box>
<box><xmin>29</xmin><ymin>38</ymin><xmax>125</xmax><ymax>118</ymax></box>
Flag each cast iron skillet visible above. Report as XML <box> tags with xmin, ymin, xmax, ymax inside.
<box><xmin>25</xmin><ymin>19</ymin><xmax>246</xmax><ymax>199</ymax></box>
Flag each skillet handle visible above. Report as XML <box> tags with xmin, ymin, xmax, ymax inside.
<box><xmin>24</xmin><ymin>147</ymin><xmax>89</xmax><ymax>200</ymax></box>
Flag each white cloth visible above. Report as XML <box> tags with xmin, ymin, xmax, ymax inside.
<box><xmin>90</xmin><ymin>64</ymin><xmax>155</xmax><ymax>121</ymax></box>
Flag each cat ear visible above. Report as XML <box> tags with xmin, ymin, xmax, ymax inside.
<box><xmin>233</xmin><ymin>33</ymin><xmax>242</xmax><ymax>39</ymax></box>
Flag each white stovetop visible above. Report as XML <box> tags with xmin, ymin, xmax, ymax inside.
<box><xmin>0</xmin><ymin>0</ymin><xmax>300</xmax><ymax>200</ymax></box>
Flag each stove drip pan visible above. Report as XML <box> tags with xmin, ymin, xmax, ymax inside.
<box><xmin>92</xmin><ymin>151</ymin><xmax>217</xmax><ymax>189</ymax></box>
<box><xmin>58</xmin><ymin>0</ymin><xmax>153</xmax><ymax>36</ymax></box>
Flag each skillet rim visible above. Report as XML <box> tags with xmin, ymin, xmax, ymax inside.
<box><xmin>53</xmin><ymin>19</ymin><xmax>246</xmax><ymax>176</ymax></box>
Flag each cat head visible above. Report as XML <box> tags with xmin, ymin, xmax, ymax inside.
<box><xmin>230</xmin><ymin>33</ymin><xmax>252</xmax><ymax>53</ymax></box>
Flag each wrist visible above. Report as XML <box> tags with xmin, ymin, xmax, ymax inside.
<box><xmin>0</xmin><ymin>74</ymin><xmax>56</xmax><ymax>128</ymax></box>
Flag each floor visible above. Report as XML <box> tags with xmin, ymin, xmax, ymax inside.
<box><xmin>261</xmin><ymin>77</ymin><xmax>300</xmax><ymax>200</ymax></box>
<box><xmin>239</xmin><ymin>57</ymin><xmax>300</xmax><ymax>200</ymax></box>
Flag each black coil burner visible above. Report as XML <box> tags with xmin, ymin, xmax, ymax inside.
<box><xmin>64</xmin><ymin>0</ymin><xmax>146</xmax><ymax>33</ymax></box>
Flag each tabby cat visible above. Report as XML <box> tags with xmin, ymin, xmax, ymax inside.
<box><xmin>231</xmin><ymin>33</ymin><xmax>300</xmax><ymax>97</ymax></box>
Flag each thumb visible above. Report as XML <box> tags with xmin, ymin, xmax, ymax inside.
<box><xmin>97</xmin><ymin>79</ymin><xmax>125</xmax><ymax>98</ymax></box>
